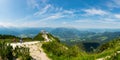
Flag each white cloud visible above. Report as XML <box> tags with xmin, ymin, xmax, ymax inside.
<box><xmin>10</xmin><ymin>2</ymin><xmax>71</xmax><ymax>27</ymax></box>
<box><xmin>63</xmin><ymin>10</ymin><xmax>74</xmax><ymax>14</ymax></box>
<box><xmin>27</xmin><ymin>0</ymin><xmax>49</xmax><ymax>9</ymax></box>
<box><xmin>83</xmin><ymin>8</ymin><xmax>108</xmax><ymax>16</ymax></box>
<box><xmin>0</xmin><ymin>22</ymin><xmax>15</xmax><ymax>27</ymax></box>
<box><xmin>34</xmin><ymin>4</ymin><xmax>52</xmax><ymax>16</ymax></box>
<box><xmin>20</xmin><ymin>21</ymin><xmax>48</xmax><ymax>27</ymax></box>
<box><xmin>15</xmin><ymin>9</ymin><xmax>75</xmax><ymax>27</ymax></box>
<box><xmin>112</xmin><ymin>0</ymin><xmax>120</xmax><ymax>5</ymax></box>
<box><xmin>27</xmin><ymin>0</ymin><xmax>40</xmax><ymax>9</ymax></box>
<box><xmin>32</xmin><ymin>3</ymin><xmax>75</xmax><ymax>21</ymax></box>
<box><xmin>75</xmin><ymin>18</ymin><xmax>118</xmax><ymax>24</ymax></box>
<box><xmin>107</xmin><ymin>0</ymin><xmax>120</xmax><ymax>8</ymax></box>
<box><xmin>1</xmin><ymin>0</ymin><xmax>120</xmax><ymax>28</ymax></box>
<box><xmin>101</xmin><ymin>18</ymin><xmax>116</xmax><ymax>22</ymax></box>
<box><xmin>26</xmin><ymin>0</ymin><xmax>76</xmax><ymax>24</ymax></box>
<box><xmin>62</xmin><ymin>22</ymin><xmax>67</xmax><ymax>24</ymax></box>
<box><xmin>75</xmin><ymin>19</ymin><xmax>92</xmax><ymax>23</ymax></box>
<box><xmin>114</xmin><ymin>14</ymin><xmax>120</xmax><ymax>19</ymax></box>
<box><xmin>44</xmin><ymin>14</ymin><xmax>63</xmax><ymax>20</ymax></box>
<box><xmin>73</xmin><ymin>18</ymin><xmax>120</xmax><ymax>28</ymax></box>
<box><xmin>41</xmin><ymin>9</ymin><xmax>75</xmax><ymax>21</ymax></box>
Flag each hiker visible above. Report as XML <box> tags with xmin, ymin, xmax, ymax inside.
<box><xmin>39</xmin><ymin>49</ymin><xmax>41</xmax><ymax>53</ymax></box>
<box><xmin>13</xmin><ymin>38</ymin><xmax>16</xmax><ymax>42</ymax></box>
<box><xmin>19</xmin><ymin>38</ymin><xmax>23</xmax><ymax>43</ymax></box>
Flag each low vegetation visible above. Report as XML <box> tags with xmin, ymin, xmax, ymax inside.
<box><xmin>0</xmin><ymin>34</ymin><xmax>19</xmax><ymax>39</ymax></box>
<box><xmin>0</xmin><ymin>41</ymin><xmax>32</xmax><ymax>60</ymax></box>
<box><xmin>0</xmin><ymin>32</ymin><xmax>120</xmax><ymax>60</ymax></box>
<box><xmin>33</xmin><ymin>32</ymin><xmax>45</xmax><ymax>41</ymax></box>
<box><xmin>42</xmin><ymin>37</ymin><xmax>120</xmax><ymax>60</ymax></box>
<box><xmin>42</xmin><ymin>41</ymin><xmax>82</xmax><ymax>60</ymax></box>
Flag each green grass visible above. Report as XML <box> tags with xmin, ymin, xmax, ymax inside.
<box><xmin>1</xmin><ymin>35</ymin><xmax>120</xmax><ymax>60</ymax></box>
<box><xmin>44</xmin><ymin>51</ymin><xmax>96</xmax><ymax>60</ymax></box>
<box><xmin>42</xmin><ymin>41</ymin><xmax>97</xmax><ymax>60</ymax></box>
<box><xmin>33</xmin><ymin>32</ymin><xmax>45</xmax><ymax>41</ymax></box>
<box><xmin>42</xmin><ymin>38</ymin><xmax>120</xmax><ymax>60</ymax></box>
<box><xmin>0</xmin><ymin>39</ymin><xmax>35</xmax><ymax>43</ymax></box>
<box><xmin>96</xmin><ymin>49</ymin><xmax>115</xmax><ymax>58</ymax></box>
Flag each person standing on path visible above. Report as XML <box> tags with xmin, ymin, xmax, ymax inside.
<box><xmin>13</xmin><ymin>38</ymin><xmax>16</xmax><ymax>42</ymax></box>
<box><xmin>19</xmin><ymin>38</ymin><xmax>23</xmax><ymax>43</ymax></box>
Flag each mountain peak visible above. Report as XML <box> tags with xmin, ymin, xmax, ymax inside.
<box><xmin>34</xmin><ymin>30</ymin><xmax>60</xmax><ymax>42</ymax></box>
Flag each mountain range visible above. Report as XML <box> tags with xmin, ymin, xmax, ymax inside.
<box><xmin>0</xmin><ymin>27</ymin><xmax>120</xmax><ymax>43</ymax></box>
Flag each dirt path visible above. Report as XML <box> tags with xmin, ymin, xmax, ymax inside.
<box><xmin>10</xmin><ymin>41</ymin><xmax>51</xmax><ymax>60</ymax></box>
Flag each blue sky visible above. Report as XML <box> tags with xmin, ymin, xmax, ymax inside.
<box><xmin>0</xmin><ymin>0</ymin><xmax>120</xmax><ymax>28</ymax></box>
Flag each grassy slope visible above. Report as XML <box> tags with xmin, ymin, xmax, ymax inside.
<box><xmin>33</xmin><ymin>32</ymin><xmax>45</xmax><ymax>41</ymax></box>
<box><xmin>42</xmin><ymin>38</ymin><xmax>120</xmax><ymax>60</ymax></box>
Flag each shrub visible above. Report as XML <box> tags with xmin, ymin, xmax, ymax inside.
<box><xmin>0</xmin><ymin>41</ymin><xmax>13</xmax><ymax>60</ymax></box>
<box><xmin>13</xmin><ymin>46</ymin><xmax>32</xmax><ymax>60</ymax></box>
<box><xmin>0</xmin><ymin>41</ymin><xmax>32</xmax><ymax>60</ymax></box>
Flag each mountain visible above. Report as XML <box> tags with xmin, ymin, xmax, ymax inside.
<box><xmin>50</xmin><ymin>28</ymin><xmax>96</xmax><ymax>41</ymax></box>
<box><xmin>0</xmin><ymin>27</ymin><xmax>20</xmax><ymax>35</ymax></box>
<box><xmin>0</xmin><ymin>27</ymin><xmax>120</xmax><ymax>43</ymax></box>
<box><xmin>50</xmin><ymin>28</ymin><xmax>120</xmax><ymax>43</ymax></box>
<box><xmin>0</xmin><ymin>27</ymin><xmax>53</xmax><ymax>38</ymax></box>
<box><xmin>0</xmin><ymin>28</ymin><xmax>120</xmax><ymax>60</ymax></box>
<box><xmin>42</xmin><ymin>33</ymin><xmax>120</xmax><ymax>60</ymax></box>
<box><xmin>50</xmin><ymin>28</ymin><xmax>81</xmax><ymax>41</ymax></box>
<box><xmin>96</xmin><ymin>38</ymin><xmax>120</xmax><ymax>60</ymax></box>
<box><xmin>34</xmin><ymin>30</ymin><xmax>60</xmax><ymax>42</ymax></box>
